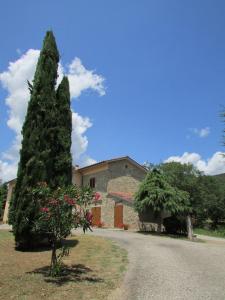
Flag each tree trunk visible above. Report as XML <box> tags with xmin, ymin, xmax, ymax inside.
<box><xmin>50</xmin><ymin>242</ymin><xmax>57</xmax><ymax>275</ymax></box>
<box><xmin>186</xmin><ymin>214</ymin><xmax>193</xmax><ymax>240</ymax></box>
<box><xmin>157</xmin><ymin>212</ymin><xmax>162</xmax><ymax>233</ymax></box>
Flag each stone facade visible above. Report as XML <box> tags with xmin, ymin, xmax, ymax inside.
<box><xmin>73</xmin><ymin>156</ymin><xmax>150</xmax><ymax>230</ymax></box>
<box><xmin>2</xmin><ymin>179</ymin><xmax>16</xmax><ymax>224</ymax></box>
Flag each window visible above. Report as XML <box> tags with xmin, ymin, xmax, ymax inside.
<box><xmin>90</xmin><ymin>177</ymin><xmax>95</xmax><ymax>188</ymax></box>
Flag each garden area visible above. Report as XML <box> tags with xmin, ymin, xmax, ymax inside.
<box><xmin>0</xmin><ymin>230</ymin><xmax>127</xmax><ymax>300</ymax></box>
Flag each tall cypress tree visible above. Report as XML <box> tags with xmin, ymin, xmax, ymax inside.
<box><xmin>53</xmin><ymin>76</ymin><xmax>72</xmax><ymax>187</ymax></box>
<box><xmin>9</xmin><ymin>31</ymin><xmax>72</xmax><ymax>248</ymax></box>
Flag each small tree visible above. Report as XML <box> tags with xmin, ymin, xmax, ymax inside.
<box><xmin>134</xmin><ymin>169</ymin><xmax>191</xmax><ymax>235</ymax></box>
<box><xmin>32</xmin><ymin>183</ymin><xmax>95</xmax><ymax>276</ymax></box>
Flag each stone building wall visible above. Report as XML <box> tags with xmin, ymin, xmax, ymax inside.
<box><xmin>82</xmin><ymin>169</ymin><xmax>110</xmax><ymax>192</ymax></box>
<box><xmin>3</xmin><ymin>180</ymin><xmax>16</xmax><ymax>224</ymax></box>
<box><xmin>107</xmin><ymin>160</ymin><xmax>146</xmax><ymax>194</ymax></box>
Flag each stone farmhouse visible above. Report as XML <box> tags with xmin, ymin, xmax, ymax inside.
<box><xmin>3</xmin><ymin>156</ymin><xmax>162</xmax><ymax>230</ymax></box>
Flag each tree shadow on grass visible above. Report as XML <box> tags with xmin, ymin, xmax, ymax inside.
<box><xmin>27</xmin><ymin>263</ymin><xmax>104</xmax><ymax>286</ymax></box>
<box><xmin>16</xmin><ymin>238</ymin><xmax>79</xmax><ymax>252</ymax></box>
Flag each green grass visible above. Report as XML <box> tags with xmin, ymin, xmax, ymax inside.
<box><xmin>194</xmin><ymin>227</ymin><xmax>225</xmax><ymax>239</ymax></box>
<box><xmin>0</xmin><ymin>230</ymin><xmax>128</xmax><ymax>300</ymax></box>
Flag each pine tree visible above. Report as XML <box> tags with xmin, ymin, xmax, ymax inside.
<box><xmin>9</xmin><ymin>31</ymin><xmax>72</xmax><ymax>248</ymax></box>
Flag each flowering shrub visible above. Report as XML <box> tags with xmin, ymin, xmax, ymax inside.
<box><xmin>32</xmin><ymin>184</ymin><xmax>95</xmax><ymax>276</ymax></box>
<box><xmin>94</xmin><ymin>192</ymin><xmax>101</xmax><ymax>203</ymax></box>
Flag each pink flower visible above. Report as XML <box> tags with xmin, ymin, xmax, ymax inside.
<box><xmin>86</xmin><ymin>211</ymin><xmax>93</xmax><ymax>223</ymax></box>
<box><xmin>64</xmin><ymin>195</ymin><xmax>69</xmax><ymax>201</ymax></box>
<box><xmin>94</xmin><ymin>192</ymin><xmax>101</xmax><ymax>201</ymax></box>
<box><xmin>40</xmin><ymin>207</ymin><xmax>49</xmax><ymax>213</ymax></box>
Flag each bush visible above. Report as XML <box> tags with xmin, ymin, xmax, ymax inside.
<box><xmin>163</xmin><ymin>216</ymin><xmax>187</xmax><ymax>235</ymax></box>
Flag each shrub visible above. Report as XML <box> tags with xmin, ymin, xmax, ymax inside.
<box><xmin>32</xmin><ymin>183</ymin><xmax>95</xmax><ymax>276</ymax></box>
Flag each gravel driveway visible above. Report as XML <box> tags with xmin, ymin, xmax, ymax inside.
<box><xmin>83</xmin><ymin>229</ymin><xmax>225</xmax><ymax>300</ymax></box>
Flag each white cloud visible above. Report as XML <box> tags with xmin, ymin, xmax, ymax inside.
<box><xmin>68</xmin><ymin>58</ymin><xmax>105</xmax><ymax>98</ymax></box>
<box><xmin>71</xmin><ymin>111</ymin><xmax>93</xmax><ymax>162</ymax></box>
<box><xmin>0</xmin><ymin>160</ymin><xmax>18</xmax><ymax>182</ymax></box>
<box><xmin>191</xmin><ymin>127</ymin><xmax>210</xmax><ymax>138</ymax></box>
<box><xmin>165</xmin><ymin>151</ymin><xmax>225</xmax><ymax>175</ymax></box>
<box><xmin>0</xmin><ymin>49</ymin><xmax>105</xmax><ymax>181</ymax></box>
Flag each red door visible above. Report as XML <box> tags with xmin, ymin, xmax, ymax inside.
<box><xmin>114</xmin><ymin>204</ymin><xmax>123</xmax><ymax>228</ymax></box>
<box><xmin>91</xmin><ymin>207</ymin><xmax>101</xmax><ymax>226</ymax></box>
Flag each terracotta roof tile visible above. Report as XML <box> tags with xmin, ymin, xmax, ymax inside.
<box><xmin>108</xmin><ymin>191</ymin><xmax>134</xmax><ymax>203</ymax></box>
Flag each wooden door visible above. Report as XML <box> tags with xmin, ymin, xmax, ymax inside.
<box><xmin>91</xmin><ymin>207</ymin><xmax>101</xmax><ymax>226</ymax></box>
<box><xmin>114</xmin><ymin>204</ymin><xmax>123</xmax><ymax>228</ymax></box>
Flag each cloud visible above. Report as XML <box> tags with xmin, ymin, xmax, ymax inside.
<box><xmin>68</xmin><ymin>57</ymin><xmax>105</xmax><ymax>98</ymax></box>
<box><xmin>190</xmin><ymin>127</ymin><xmax>210</xmax><ymax>138</ymax></box>
<box><xmin>71</xmin><ymin>111</ymin><xmax>93</xmax><ymax>163</ymax></box>
<box><xmin>0</xmin><ymin>49</ymin><xmax>105</xmax><ymax>181</ymax></box>
<box><xmin>165</xmin><ymin>151</ymin><xmax>225</xmax><ymax>175</ymax></box>
<box><xmin>0</xmin><ymin>160</ymin><xmax>18</xmax><ymax>183</ymax></box>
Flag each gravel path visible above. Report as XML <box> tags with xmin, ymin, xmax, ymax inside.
<box><xmin>80</xmin><ymin>229</ymin><xmax>225</xmax><ymax>300</ymax></box>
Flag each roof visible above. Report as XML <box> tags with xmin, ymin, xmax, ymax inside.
<box><xmin>108</xmin><ymin>191</ymin><xmax>134</xmax><ymax>204</ymax></box>
<box><xmin>75</xmin><ymin>156</ymin><xmax>148</xmax><ymax>173</ymax></box>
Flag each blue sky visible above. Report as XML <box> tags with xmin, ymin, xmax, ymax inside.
<box><xmin>0</xmin><ymin>0</ymin><xmax>225</xmax><ymax>180</ymax></box>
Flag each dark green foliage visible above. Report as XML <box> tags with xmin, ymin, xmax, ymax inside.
<box><xmin>134</xmin><ymin>169</ymin><xmax>190</xmax><ymax>215</ymax></box>
<box><xmin>160</xmin><ymin>162</ymin><xmax>201</xmax><ymax>215</ymax></box>
<box><xmin>195</xmin><ymin>175</ymin><xmax>225</xmax><ymax>228</ymax></box>
<box><xmin>160</xmin><ymin>162</ymin><xmax>225</xmax><ymax>228</ymax></box>
<box><xmin>9</xmin><ymin>31</ymin><xmax>72</xmax><ymax>248</ymax></box>
<box><xmin>0</xmin><ymin>183</ymin><xmax>7</xmax><ymax>218</ymax></box>
<box><xmin>53</xmin><ymin>76</ymin><xmax>72</xmax><ymax>187</ymax></box>
<box><xmin>163</xmin><ymin>216</ymin><xmax>187</xmax><ymax>235</ymax></box>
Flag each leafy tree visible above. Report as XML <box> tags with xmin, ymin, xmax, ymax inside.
<box><xmin>196</xmin><ymin>175</ymin><xmax>225</xmax><ymax>228</ymax></box>
<box><xmin>134</xmin><ymin>169</ymin><xmax>190</xmax><ymax>233</ymax></box>
<box><xmin>9</xmin><ymin>31</ymin><xmax>72</xmax><ymax>249</ymax></box>
<box><xmin>159</xmin><ymin>162</ymin><xmax>201</xmax><ymax>238</ymax></box>
<box><xmin>159</xmin><ymin>162</ymin><xmax>201</xmax><ymax>200</ymax></box>
<box><xmin>32</xmin><ymin>183</ymin><xmax>95</xmax><ymax>276</ymax></box>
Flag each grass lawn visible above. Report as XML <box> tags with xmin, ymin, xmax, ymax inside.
<box><xmin>0</xmin><ymin>230</ymin><xmax>128</xmax><ymax>300</ymax></box>
<box><xmin>194</xmin><ymin>227</ymin><xmax>225</xmax><ymax>239</ymax></box>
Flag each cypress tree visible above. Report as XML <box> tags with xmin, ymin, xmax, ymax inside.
<box><xmin>9</xmin><ymin>31</ymin><xmax>72</xmax><ymax>248</ymax></box>
<box><xmin>53</xmin><ymin>76</ymin><xmax>72</xmax><ymax>187</ymax></box>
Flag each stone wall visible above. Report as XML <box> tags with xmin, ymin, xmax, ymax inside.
<box><xmin>123</xmin><ymin>203</ymin><xmax>139</xmax><ymax>229</ymax></box>
<box><xmin>107</xmin><ymin>160</ymin><xmax>146</xmax><ymax>194</ymax></box>
<box><xmin>3</xmin><ymin>180</ymin><xmax>16</xmax><ymax>224</ymax></box>
<box><xmin>82</xmin><ymin>169</ymin><xmax>110</xmax><ymax>192</ymax></box>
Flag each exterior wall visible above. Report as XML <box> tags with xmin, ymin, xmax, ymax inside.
<box><xmin>101</xmin><ymin>193</ymin><xmax>115</xmax><ymax>227</ymax></box>
<box><xmin>82</xmin><ymin>169</ymin><xmax>110</xmax><ymax>192</ymax></box>
<box><xmin>87</xmin><ymin>159</ymin><xmax>147</xmax><ymax>230</ymax></box>
<box><xmin>3</xmin><ymin>180</ymin><xmax>16</xmax><ymax>224</ymax></box>
<box><xmin>107</xmin><ymin>160</ymin><xmax>146</xmax><ymax>194</ymax></box>
<box><xmin>138</xmin><ymin>210</ymin><xmax>171</xmax><ymax>232</ymax></box>
<box><xmin>72</xmin><ymin>170</ymin><xmax>82</xmax><ymax>187</ymax></box>
<box><xmin>122</xmin><ymin>203</ymin><xmax>139</xmax><ymax>229</ymax></box>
